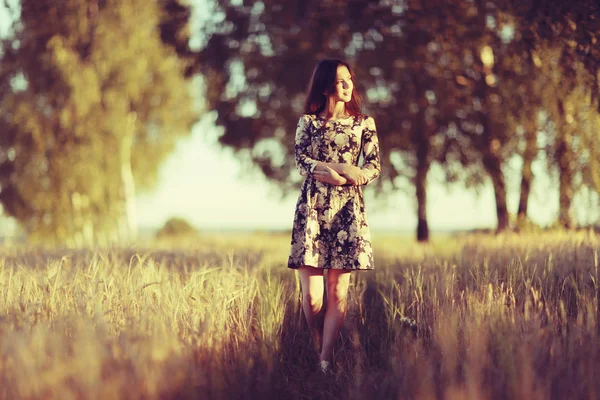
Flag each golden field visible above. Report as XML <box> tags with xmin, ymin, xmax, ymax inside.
<box><xmin>0</xmin><ymin>231</ymin><xmax>599</xmax><ymax>399</ymax></box>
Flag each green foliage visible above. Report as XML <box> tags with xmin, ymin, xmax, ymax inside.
<box><xmin>155</xmin><ymin>217</ymin><xmax>198</xmax><ymax>238</ymax></box>
<box><xmin>507</xmin><ymin>0</ymin><xmax>600</xmax><ymax>228</ymax></box>
<box><xmin>169</xmin><ymin>0</ymin><xmax>600</xmax><ymax>234</ymax></box>
<box><xmin>0</xmin><ymin>0</ymin><xmax>199</xmax><ymax>245</ymax></box>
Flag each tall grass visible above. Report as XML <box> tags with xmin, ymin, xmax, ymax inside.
<box><xmin>0</xmin><ymin>231</ymin><xmax>599</xmax><ymax>399</ymax></box>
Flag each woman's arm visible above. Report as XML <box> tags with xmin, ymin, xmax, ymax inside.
<box><xmin>317</xmin><ymin>162</ymin><xmax>348</xmax><ymax>175</ymax></box>
<box><xmin>313</xmin><ymin>165</ymin><xmax>348</xmax><ymax>185</ymax></box>
<box><xmin>295</xmin><ymin>116</ymin><xmax>348</xmax><ymax>186</ymax></box>
<box><xmin>313</xmin><ymin>162</ymin><xmax>359</xmax><ymax>185</ymax></box>
<box><xmin>359</xmin><ymin>116</ymin><xmax>381</xmax><ymax>185</ymax></box>
<box><xmin>313</xmin><ymin>161</ymin><xmax>346</xmax><ymax>175</ymax></box>
<box><xmin>294</xmin><ymin>115</ymin><xmax>319</xmax><ymax>176</ymax></box>
<box><xmin>316</xmin><ymin>117</ymin><xmax>380</xmax><ymax>185</ymax></box>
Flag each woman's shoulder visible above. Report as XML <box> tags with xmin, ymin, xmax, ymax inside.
<box><xmin>298</xmin><ymin>113</ymin><xmax>374</xmax><ymax>127</ymax></box>
<box><xmin>298</xmin><ymin>113</ymin><xmax>321</xmax><ymax>129</ymax></box>
<box><xmin>360</xmin><ymin>114</ymin><xmax>375</xmax><ymax>122</ymax></box>
<box><xmin>360</xmin><ymin>114</ymin><xmax>376</xmax><ymax>127</ymax></box>
<box><xmin>350</xmin><ymin>114</ymin><xmax>374</xmax><ymax>128</ymax></box>
<box><xmin>297</xmin><ymin>113</ymin><xmax>315</xmax><ymax>124</ymax></box>
<box><xmin>300</xmin><ymin>113</ymin><xmax>318</xmax><ymax>121</ymax></box>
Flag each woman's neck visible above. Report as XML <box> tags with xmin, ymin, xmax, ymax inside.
<box><xmin>321</xmin><ymin>101</ymin><xmax>348</xmax><ymax>119</ymax></box>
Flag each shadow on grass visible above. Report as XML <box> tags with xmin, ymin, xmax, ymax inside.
<box><xmin>268</xmin><ymin>269</ymin><xmax>426</xmax><ymax>400</ymax></box>
<box><xmin>0</xmin><ymin>249</ymin><xmax>431</xmax><ymax>399</ymax></box>
<box><xmin>0</xmin><ymin>247</ymin><xmax>265</xmax><ymax>273</ymax></box>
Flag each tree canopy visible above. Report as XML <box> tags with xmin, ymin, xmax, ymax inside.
<box><xmin>0</xmin><ymin>0</ymin><xmax>199</xmax><ymax>245</ymax></box>
<box><xmin>162</xmin><ymin>0</ymin><xmax>600</xmax><ymax>238</ymax></box>
<box><xmin>2</xmin><ymin>0</ymin><xmax>599</xmax><ymax>243</ymax></box>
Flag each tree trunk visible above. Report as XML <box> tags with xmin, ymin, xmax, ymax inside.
<box><xmin>556</xmin><ymin>134</ymin><xmax>574</xmax><ymax>229</ymax></box>
<box><xmin>556</xmin><ymin>100</ymin><xmax>574</xmax><ymax>229</ymax></box>
<box><xmin>415</xmin><ymin>160</ymin><xmax>429</xmax><ymax>242</ymax></box>
<box><xmin>517</xmin><ymin>127</ymin><xmax>538</xmax><ymax>224</ymax></box>
<box><xmin>475</xmin><ymin>61</ymin><xmax>509</xmax><ymax>233</ymax></box>
<box><xmin>414</xmin><ymin>108</ymin><xmax>430</xmax><ymax>242</ymax></box>
<box><xmin>120</xmin><ymin>116</ymin><xmax>138</xmax><ymax>242</ymax></box>
<box><xmin>483</xmin><ymin>153</ymin><xmax>510</xmax><ymax>232</ymax></box>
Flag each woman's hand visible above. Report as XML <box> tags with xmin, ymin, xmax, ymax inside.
<box><xmin>313</xmin><ymin>165</ymin><xmax>347</xmax><ymax>185</ymax></box>
<box><xmin>339</xmin><ymin>165</ymin><xmax>368</xmax><ymax>185</ymax></box>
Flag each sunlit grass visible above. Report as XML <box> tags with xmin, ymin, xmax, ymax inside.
<box><xmin>0</xmin><ymin>230</ymin><xmax>599</xmax><ymax>399</ymax></box>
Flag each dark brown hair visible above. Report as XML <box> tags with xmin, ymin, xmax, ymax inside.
<box><xmin>303</xmin><ymin>59</ymin><xmax>363</xmax><ymax>121</ymax></box>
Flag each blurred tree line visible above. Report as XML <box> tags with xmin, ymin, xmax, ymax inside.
<box><xmin>0</xmin><ymin>0</ymin><xmax>198</xmax><ymax>245</ymax></box>
<box><xmin>1</xmin><ymin>0</ymin><xmax>599</xmax><ymax>245</ymax></box>
<box><xmin>163</xmin><ymin>0</ymin><xmax>600</xmax><ymax>242</ymax></box>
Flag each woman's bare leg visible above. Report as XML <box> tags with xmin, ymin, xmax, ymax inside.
<box><xmin>298</xmin><ymin>266</ymin><xmax>325</xmax><ymax>353</ymax></box>
<box><xmin>320</xmin><ymin>268</ymin><xmax>351</xmax><ymax>363</ymax></box>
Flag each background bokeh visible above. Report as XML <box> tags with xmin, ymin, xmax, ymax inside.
<box><xmin>1</xmin><ymin>0</ymin><xmax>600</xmax><ymax>245</ymax></box>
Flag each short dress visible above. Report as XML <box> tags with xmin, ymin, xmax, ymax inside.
<box><xmin>287</xmin><ymin>113</ymin><xmax>381</xmax><ymax>270</ymax></box>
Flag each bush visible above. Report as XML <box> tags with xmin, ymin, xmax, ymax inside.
<box><xmin>155</xmin><ymin>217</ymin><xmax>198</xmax><ymax>238</ymax></box>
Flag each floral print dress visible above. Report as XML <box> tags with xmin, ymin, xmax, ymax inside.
<box><xmin>288</xmin><ymin>113</ymin><xmax>381</xmax><ymax>270</ymax></box>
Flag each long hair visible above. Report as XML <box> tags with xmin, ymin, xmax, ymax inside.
<box><xmin>303</xmin><ymin>59</ymin><xmax>363</xmax><ymax>121</ymax></box>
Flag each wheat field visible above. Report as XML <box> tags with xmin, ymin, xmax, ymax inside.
<box><xmin>0</xmin><ymin>231</ymin><xmax>599</xmax><ymax>399</ymax></box>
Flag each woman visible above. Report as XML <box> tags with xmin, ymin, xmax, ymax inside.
<box><xmin>287</xmin><ymin>59</ymin><xmax>381</xmax><ymax>375</ymax></box>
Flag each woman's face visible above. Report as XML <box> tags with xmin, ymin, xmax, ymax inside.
<box><xmin>331</xmin><ymin>65</ymin><xmax>353</xmax><ymax>104</ymax></box>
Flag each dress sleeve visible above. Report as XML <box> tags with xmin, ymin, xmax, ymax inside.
<box><xmin>295</xmin><ymin>115</ymin><xmax>319</xmax><ymax>176</ymax></box>
<box><xmin>360</xmin><ymin>116</ymin><xmax>381</xmax><ymax>185</ymax></box>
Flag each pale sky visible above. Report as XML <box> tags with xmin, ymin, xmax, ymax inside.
<box><xmin>1</xmin><ymin>2</ymin><xmax>596</xmax><ymax>235</ymax></box>
<box><xmin>134</xmin><ymin>113</ymin><xmax>568</xmax><ymax>232</ymax></box>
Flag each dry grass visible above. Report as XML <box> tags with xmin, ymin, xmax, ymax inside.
<box><xmin>0</xmin><ymin>230</ymin><xmax>599</xmax><ymax>399</ymax></box>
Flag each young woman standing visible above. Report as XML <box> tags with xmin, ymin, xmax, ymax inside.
<box><xmin>287</xmin><ymin>59</ymin><xmax>381</xmax><ymax>374</ymax></box>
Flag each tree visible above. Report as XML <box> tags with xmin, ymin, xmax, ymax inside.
<box><xmin>434</xmin><ymin>0</ymin><xmax>546</xmax><ymax>232</ymax></box>
<box><xmin>166</xmin><ymin>0</ymin><xmax>600</xmax><ymax>236</ymax></box>
<box><xmin>172</xmin><ymin>0</ymin><xmax>488</xmax><ymax>241</ymax></box>
<box><xmin>355</xmin><ymin>0</ymin><xmax>455</xmax><ymax>242</ymax></box>
<box><xmin>536</xmin><ymin>49</ymin><xmax>598</xmax><ymax>228</ymax></box>
<box><xmin>509</xmin><ymin>0</ymin><xmax>600</xmax><ymax>228</ymax></box>
<box><xmin>0</xmin><ymin>0</ymin><xmax>198</xmax><ymax>245</ymax></box>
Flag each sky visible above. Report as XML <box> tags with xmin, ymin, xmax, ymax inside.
<box><xmin>1</xmin><ymin>2</ymin><xmax>597</xmax><ymax>235</ymax></box>
<box><xmin>133</xmin><ymin>112</ymin><xmax>567</xmax><ymax>233</ymax></box>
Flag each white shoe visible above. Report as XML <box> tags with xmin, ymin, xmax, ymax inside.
<box><xmin>318</xmin><ymin>360</ymin><xmax>333</xmax><ymax>375</ymax></box>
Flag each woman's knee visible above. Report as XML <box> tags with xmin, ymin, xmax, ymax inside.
<box><xmin>328</xmin><ymin>286</ymin><xmax>349</xmax><ymax>307</ymax></box>
<box><xmin>303</xmin><ymin>291</ymin><xmax>324</xmax><ymax>313</ymax></box>
<box><xmin>327</xmin><ymin>274</ymin><xmax>350</xmax><ymax>306</ymax></box>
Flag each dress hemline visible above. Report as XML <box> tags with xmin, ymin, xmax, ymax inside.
<box><xmin>287</xmin><ymin>264</ymin><xmax>374</xmax><ymax>271</ymax></box>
